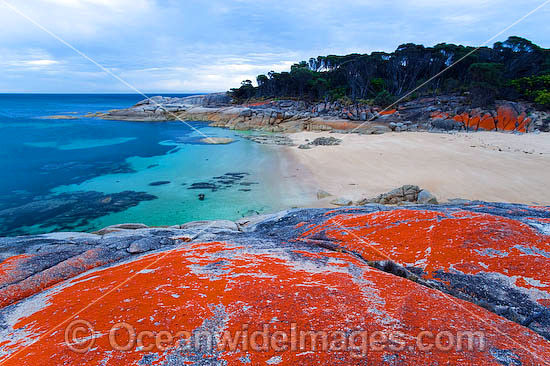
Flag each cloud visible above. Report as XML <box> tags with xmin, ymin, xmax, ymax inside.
<box><xmin>118</xmin><ymin>60</ymin><xmax>297</xmax><ymax>93</ymax></box>
<box><xmin>24</xmin><ymin>59</ymin><xmax>59</xmax><ymax>66</ymax></box>
<box><xmin>0</xmin><ymin>0</ymin><xmax>548</xmax><ymax>92</ymax></box>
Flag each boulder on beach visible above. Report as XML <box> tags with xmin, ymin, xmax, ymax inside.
<box><xmin>310</xmin><ymin>136</ymin><xmax>342</xmax><ymax>146</ymax></box>
<box><xmin>417</xmin><ymin>189</ymin><xmax>438</xmax><ymax>204</ymax></box>
<box><xmin>357</xmin><ymin>185</ymin><xmax>440</xmax><ymax>206</ymax></box>
<box><xmin>330</xmin><ymin>198</ymin><xmax>353</xmax><ymax>206</ymax></box>
<box><xmin>316</xmin><ymin>190</ymin><xmax>332</xmax><ymax>199</ymax></box>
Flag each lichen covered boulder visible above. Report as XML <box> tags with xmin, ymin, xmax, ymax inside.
<box><xmin>0</xmin><ymin>203</ymin><xmax>549</xmax><ymax>365</ymax></box>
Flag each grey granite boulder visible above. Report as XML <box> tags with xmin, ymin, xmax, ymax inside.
<box><xmin>358</xmin><ymin>185</ymin><xmax>421</xmax><ymax>205</ymax></box>
<box><xmin>417</xmin><ymin>189</ymin><xmax>439</xmax><ymax>204</ymax></box>
<box><xmin>330</xmin><ymin>198</ymin><xmax>353</xmax><ymax>206</ymax></box>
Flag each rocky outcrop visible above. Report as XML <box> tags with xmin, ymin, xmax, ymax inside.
<box><xmin>357</xmin><ymin>185</ymin><xmax>438</xmax><ymax>205</ymax></box>
<box><xmin>309</xmin><ymin>137</ymin><xmax>341</xmax><ymax>146</ymax></box>
<box><xmin>97</xmin><ymin>93</ymin><xmax>549</xmax><ymax>134</ymax></box>
<box><xmin>98</xmin><ymin>93</ymin><xmax>232</xmax><ymax>122</ymax></box>
<box><xmin>0</xmin><ymin>203</ymin><xmax>549</xmax><ymax>364</ymax></box>
<box><xmin>242</xmin><ymin>134</ymin><xmax>295</xmax><ymax>146</ymax></box>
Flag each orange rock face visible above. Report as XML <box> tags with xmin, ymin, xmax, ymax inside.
<box><xmin>300</xmin><ymin>209</ymin><xmax>549</xmax><ymax>287</ymax></box>
<box><xmin>0</xmin><ymin>248</ymin><xmax>121</xmax><ymax>309</ymax></box>
<box><xmin>0</xmin><ymin>204</ymin><xmax>549</xmax><ymax>365</ymax></box>
<box><xmin>438</xmin><ymin>105</ymin><xmax>533</xmax><ymax>132</ymax></box>
<box><xmin>379</xmin><ymin>109</ymin><xmax>397</xmax><ymax>116</ymax></box>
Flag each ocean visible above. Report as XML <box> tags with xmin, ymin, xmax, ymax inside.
<box><xmin>0</xmin><ymin>94</ymin><xmax>308</xmax><ymax>236</ymax></box>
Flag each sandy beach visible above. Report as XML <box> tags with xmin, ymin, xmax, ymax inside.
<box><xmin>288</xmin><ymin>131</ymin><xmax>550</xmax><ymax>206</ymax></box>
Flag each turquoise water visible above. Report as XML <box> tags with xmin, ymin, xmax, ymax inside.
<box><xmin>0</xmin><ymin>94</ymin><xmax>307</xmax><ymax>236</ymax></box>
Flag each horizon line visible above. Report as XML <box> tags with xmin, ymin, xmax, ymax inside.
<box><xmin>0</xmin><ymin>91</ymin><xmax>223</xmax><ymax>95</ymax></box>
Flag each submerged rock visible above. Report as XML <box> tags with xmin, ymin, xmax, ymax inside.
<box><xmin>40</xmin><ymin>115</ymin><xmax>80</xmax><ymax>120</ymax></box>
<box><xmin>148</xmin><ymin>181</ymin><xmax>171</xmax><ymax>186</ymax></box>
<box><xmin>243</xmin><ymin>134</ymin><xmax>295</xmax><ymax>146</ymax></box>
<box><xmin>0</xmin><ymin>191</ymin><xmax>158</xmax><ymax>237</ymax></box>
<box><xmin>187</xmin><ymin>182</ymin><xmax>218</xmax><ymax>190</ymax></box>
<box><xmin>199</xmin><ymin>137</ymin><xmax>235</xmax><ymax>144</ymax></box>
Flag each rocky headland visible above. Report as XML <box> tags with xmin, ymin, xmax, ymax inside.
<box><xmin>96</xmin><ymin>93</ymin><xmax>550</xmax><ymax>134</ymax></box>
<box><xmin>0</xmin><ymin>203</ymin><xmax>549</xmax><ymax>364</ymax></box>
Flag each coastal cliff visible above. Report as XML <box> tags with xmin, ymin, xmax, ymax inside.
<box><xmin>97</xmin><ymin>93</ymin><xmax>550</xmax><ymax>134</ymax></box>
<box><xmin>1</xmin><ymin>203</ymin><xmax>550</xmax><ymax>364</ymax></box>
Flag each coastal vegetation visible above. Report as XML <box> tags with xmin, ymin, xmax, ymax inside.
<box><xmin>231</xmin><ymin>36</ymin><xmax>550</xmax><ymax>108</ymax></box>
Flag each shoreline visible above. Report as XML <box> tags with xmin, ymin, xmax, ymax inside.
<box><xmin>95</xmin><ymin>93</ymin><xmax>550</xmax><ymax>134</ymax></box>
<box><xmin>286</xmin><ymin>131</ymin><xmax>550</xmax><ymax>207</ymax></box>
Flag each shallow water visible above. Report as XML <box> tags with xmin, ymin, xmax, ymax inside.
<box><xmin>0</xmin><ymin>94</ymin><xmax>310</xmax><ymax>236</ymax></box>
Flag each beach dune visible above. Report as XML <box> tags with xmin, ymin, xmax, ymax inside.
<box><xmin>290</xmin><ymin>131</ymin><xmax>550</xmax><ymax>206</ymax></box>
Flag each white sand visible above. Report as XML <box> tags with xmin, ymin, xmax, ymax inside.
<box><xmin>288</xmin><ymin>131</ymin><xmax>550</xmax><ymax>206</ymax></box>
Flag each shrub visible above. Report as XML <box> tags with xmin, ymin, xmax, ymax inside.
<box><xmin>535</xmin><ymin>90</ymin><xmax>550</xmax><ymax>108</ymax></box>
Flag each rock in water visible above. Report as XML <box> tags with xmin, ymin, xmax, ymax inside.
<box><xmin>200</xmin><ymin>137</ymin><xmax>235</xmax><ymax>144</ymax></box>
<box><xmin>244</xmin><ymin>134</ymin><xmax>295</xmax><ymax>146</ymax></box>
<box><xmin>1</xmin><ymin>203</ymin><xmax>550</xmax><ymax>364</ymax></box>
<box><xmin>149</xmin><ymin>181</ymin><xmax>171</xmax><ymax>186</ymax></box>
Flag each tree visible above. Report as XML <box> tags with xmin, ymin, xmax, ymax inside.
<box><xmin>373</xmin><ymin>90</ymin><xmax>395</xmax><ymax>107</ymax></box>
<box><xmin>467</xmin><ymin>63</ymin><xmax>504</xmax><ymax>107</ymax></box>
<box><xmin>228</xmin><ymin>36</ymin><xmax>549</xmax><ymax>105</ymax></box>
<box><xmin>256</xmin><ymin>75</ymin><xmax>269</xmax><ymax>96</ymax></box>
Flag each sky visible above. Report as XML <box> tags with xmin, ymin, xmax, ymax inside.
<box><xmin>0</xmin><ymin>0</ymin><xmax>549</xmax><ymax>93</ymax></box>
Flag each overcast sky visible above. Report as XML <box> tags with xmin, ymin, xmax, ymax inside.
<box><xmin>0</xmin><ymin>0</ymin><xmax>549</xmax><ymax>93</ymax></box>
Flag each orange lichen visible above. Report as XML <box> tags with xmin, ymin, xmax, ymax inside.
<box><xmin>0</xmin><ymin>248</ymin><xmax>117</xmax><ymax>309</ymax></box>
<box><xmin>496</xmin><ymin>105</ymin><xmax>516</xmax><ymax>131</ymax></box>
<box><xmin>315</xmin><ymin>121</ymin><xmax>357</xmax><ymax>130</ymax></box>
<box><xmin>478</xmin><ymin>113</ymin><xmax>496</xmax><ymax>131</ymax></box>
<box><xmin>452</xmin><ymin>112</ymin><xmax>482</xmax><ymax>130</ymax></box>
<box><xmin>0</xmin><ymin>254</ymin><xmax>32</xmax><ymax>288</ymax></box>
<box><xmin>299</xmin><ymin>210</ymin><xmax>550</xmax><ymax>293</ymax></box>
<box><xmin>442</xmin><ymin>106</ymin><xmax>532</xmax><ymax>132</ymax></box>
<box><xmin>1</xmin><ymin>241</ymin><xmax>549</xmax><ymax>365</ymax></box>
<box><xmin>379</xmin><ymin>109</ymin><xmax>396</xmax><ymax>115</ymax></box>
<box><xmin>430</xmin><ymin>111</ymin><xmax>449</xmax><ymax>119</ymax></box>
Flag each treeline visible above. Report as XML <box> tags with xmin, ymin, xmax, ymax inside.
<box><xmin>230</xmin><ymin>37</ymin><xmax>550</xmax><ymax>108</ymax></box>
